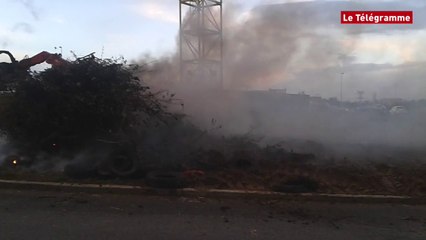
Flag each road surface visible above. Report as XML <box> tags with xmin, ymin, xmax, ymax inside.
<box><xmin>0</xmin><ymin>189</ymin><xmax>425</xmax><ymax>240</ymax></box>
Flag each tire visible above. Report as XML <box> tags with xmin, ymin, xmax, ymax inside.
<box><xmin>145</xmin><ymin>171</ymin><xmax>188</xmax><ymax>189</ymax></box>
<box><xmin>107</xmin><ymin>150</ymin><xmax>139</xmax><ymax>177</ymax></box>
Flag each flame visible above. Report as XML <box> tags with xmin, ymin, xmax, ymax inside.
<box><xmin>12</xmin><ymin>160</ymin><xmax>17</xmax><ymax>165</ymax></box>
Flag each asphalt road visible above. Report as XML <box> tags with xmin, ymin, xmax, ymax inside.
<box><xmin>0</xmin><ymin>189</ymin><xmax>425</xmax><ymax>240</ymax></box>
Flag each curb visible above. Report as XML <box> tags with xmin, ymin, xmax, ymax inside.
<box><xmin>0</xmin><ymin>179</ymin><xmax>425</xmax><ymax>205</ymax></box>
<box><xmin>0</xmin><ymin>179</ymin><xmax>151</xmax><ymax>195</ymax></box>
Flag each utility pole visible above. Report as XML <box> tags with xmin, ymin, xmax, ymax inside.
<box><xmin>179</xmin><ymin>0</ymin><xmax>223</xmax><ymax>89</ymax></box>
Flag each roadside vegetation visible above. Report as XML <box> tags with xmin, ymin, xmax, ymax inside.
<box><xmin>0</xmin><ymin>54</ymin><xmax>425</xmax><ymax>196</ymax></box>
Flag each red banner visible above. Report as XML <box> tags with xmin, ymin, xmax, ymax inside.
<box><xmin>341</xmin><ymin>11</ymin><xmax>413</xmax><ymax>24</ymax></box>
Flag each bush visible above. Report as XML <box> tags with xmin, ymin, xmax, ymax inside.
<box><xmin>0</xmin><ymin>55</ymin><xmax>171</xmax><ymax>156</ymax></box>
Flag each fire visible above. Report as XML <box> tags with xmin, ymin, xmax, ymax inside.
<box><xmin>12</xmin><ymin>160</ymin><xmax>17</xmax><ymax>165</ymax></box>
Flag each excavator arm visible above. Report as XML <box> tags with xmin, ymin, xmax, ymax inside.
<box><xmin>0</xmin><ymin>50</ymin><xmax>17</xmax><ymax>64</ymax></box>
<box><xmin>0</xmin><ymin>50</ymin><xmax>67</xmax><ymax>70</ymax></box>
<box><xmin>17</xmin><ymin>51</ymin><xmax>67</xmax><ymax>69</ymax></box>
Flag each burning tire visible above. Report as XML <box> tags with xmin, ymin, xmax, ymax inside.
<box><xmin>107</xmin><ymin>150</ymin><xmax>139</xmax><ymax>177</ymax></box>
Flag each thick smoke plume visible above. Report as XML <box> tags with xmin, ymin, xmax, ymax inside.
<box><xmin>144</xmin><ymin>1</ymin><xmax>426</xmax><ymax>96</ymax></box>
<box><xmin>221</xmin><ymin>2</ymin><xmax>357</xmax><ymax>90</ymax></box>
<box><xmin>137</xmin><ymin>1</ymin><xmax>426</xmax><ymax>160</ymax></box>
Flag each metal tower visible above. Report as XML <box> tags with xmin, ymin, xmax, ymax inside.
<box><xmin>179</xmin><ymin>0</ymin><xmax>223</xmax><ymax>89</ymax></box>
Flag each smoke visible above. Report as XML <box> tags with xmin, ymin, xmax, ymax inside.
<box><xmin>142</xmin><ymin>1</ymin><xmax>366</xmax><ymax>89</ymax></box>
<box><xmin>136</xmin><ymin>1</ymin><xmax>426</xmax><ymax>160</ymax></box>
<box><xmin>0</xmin><ymin>140</ymin><xmax>8</xmax><ymax>167</ymax></box>
<box><xmin>17</xmin><ymin>0</ymin><xmax>39</xmax><ymax>21</ymax></box>
<box><xmin>222</xmin><ymin>2</ymin><xmax>353</xmax><ymax>89</ymax></box>
<box><xmin>222</xmin><ymin>1</ymin><xmax>426</xmax><ymax>91</ymax></box>
<box><xmin>143</xmin><ymin>1</ymin><xmax>426</xmax><ymax>95</ymax></box>
<box><xmin>0</xmin><ymin>0</ymin><xmax>39</xmax><ymax>49</ymax></box>
<box><xmin>0</xmin><ymin>22</ymin><xmax>34</xmax><ymax>51</ymax></box>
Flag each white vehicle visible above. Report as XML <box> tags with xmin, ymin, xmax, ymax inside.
<box><xmin>389</xmin><ymin>106</ymin><xmax>408</xmax><ymax>115</ymax></box>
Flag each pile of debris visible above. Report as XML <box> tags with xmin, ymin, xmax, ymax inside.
<box><xmin>0</xmin><ymin>52</ymin><xmax>184</xmax><ymax>176</ymax></box>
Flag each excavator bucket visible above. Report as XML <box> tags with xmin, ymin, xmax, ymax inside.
<box><xmin>0</xmin><ymin>50</ymin><xmax>17</xmax><ymax>63</ymax></box>
<box><xmin>0</xmin><ymin>50</ymin><xmax>25</xmax><ymax>92</ymax></box>
<box><xmin>0</xmin><ymin>50</ymin><xmax>68</xmax><ymax>91</ymax></box>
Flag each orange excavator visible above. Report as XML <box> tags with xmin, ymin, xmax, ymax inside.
<box><xmin>0</xmin><ymin>50</ymin><xmax>66</xmax><ymax>69</ymax></box>
<box><xmin>0</xmin><ymin>50</ymin><xmax>67</xmax><ymax>91</ymax></box>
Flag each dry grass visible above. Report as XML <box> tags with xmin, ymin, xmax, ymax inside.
<box><xmin>2</xmin><ymin>157</ymin><xmax>426</xmax><ymax>196</ymax></box>
<box><xmin>188</xmin><ymin>160</ymin><xmax>426</xmax><ymax>196</ymax></box>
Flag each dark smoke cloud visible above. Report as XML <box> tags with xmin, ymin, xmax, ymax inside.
<box><xmin>222</xmin><ymin>2</ymin><xmax>354</xmax><ymax>89</ymax></box>
<box><xmin>221</xmin><ymin>1</ymin><xmax>426</xmax><ymax>90</ymax></box>
<box><xmin>142</xmin><ymin>1</ymin><xmax>426</xmax><ymax>94</ymax></box>
<box><xmin>136</xmin><ymin>0</ymin><xmax>426</xmax><ymax>150</ymax></box>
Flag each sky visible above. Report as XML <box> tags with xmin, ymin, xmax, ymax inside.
<box><xmin>0</xmin><ymin>0</ymin><xmax>182</xmax><ymax>59</ymax></box>
<box><xmin>0</xmin><ymin>0</ymin><xmax>269</xmax><ymax>60</ymax></box>
<box><xmin>1</xmin><ymin>0</ymin><xmax>426</xmax><ymax>100</ymax></box>
<box><xmin>2</xmin><ymin>0</ymin><xmax>419</xmax><ymax>62</ymax></box>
